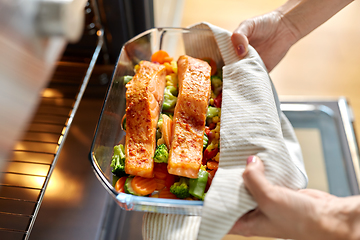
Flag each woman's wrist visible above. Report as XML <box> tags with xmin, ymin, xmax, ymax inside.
<box><xmin>276</xmin><ymin>0</ymin><xmax>354</xmax><ymax>43</ymax></box>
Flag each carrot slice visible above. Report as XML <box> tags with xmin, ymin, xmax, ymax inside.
<box><xmin>115</xmin><ymin>176</ymin><xmax>127</xmax><ymax>193</ymax></box>
<box><xmin>154</xmin><ymin>163</ymin><xmax>168</xmax><ymax>179</ymax></box>
<box><xmin>154</xmin><ymin>162</ymin><xmax>167</xmax><ymax>171</ymax></box>
<box><xmin>164</xmin><ymin>62</ymin><xmax>174</xmax><ymax>75</ymax></box>
<box><xmin>151</xmin><ymin>50</ymin><xmax>171</xmax><ymax>64</ymax></box>
<box><xmin>154</xmin><ymin>169</ymin><xmax>167</xmax><ymax>180</ymax></box>
<box><xmin>207</xmin><ymin>160</ymin><xmax>219</xmax><ymax>170</ymax></box>
<box><xmin>163</xmin><ymin>56</ymin><xmax>174</xmax><ymax>63</ymax></box>
<box><xmin>165</xmin><ymin>174</ymin><xmax>176</xmax><ymax>189</ymax></box>
<box><xmin>155</xmin><ymin>178</ymin><xmax>166</xmax><ymax>191</ymax></box>
<box><xmin>159</xmin><ymin>188</ymin><xmax>178</xmax><ymax>199</ymax></box>
<box><xmin>153</xmin><ymin>162</ymin><xmax>176</xmax><ymax>189</ymax></box>
<box><xmin>131</xmin><ymin>176</ymin><xmax>157</xmax><ymax>196</ymax></box>
<box><xmin>206</xmin><ymin>168</ymin><xmax>218</xmax><ymax>192</ymax></box>
<box><xmin>162</xmin><ymin>114</ymin><xmax>173</xmax><ymax>150</ymax></box>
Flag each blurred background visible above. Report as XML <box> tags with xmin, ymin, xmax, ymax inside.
<box><xmin>0</xmin><ymin>0</ymin><xmax>360</xmax><ymax>240</ymax></box>
<box><xmin>180</xmin><ymin>0</ymin><xmax>360</xmax><ymax>138</ymax></box>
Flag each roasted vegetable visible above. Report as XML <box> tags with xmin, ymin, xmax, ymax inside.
<box><xmin>131</xmin><ymin>176</ymin><xmax>157</xmax><ymax>196</ymax></box>
<box><xmin>170</xmin><ymin>177</ymin><xmax>190</xmax><ymax>199</ymax></box>
<box><xmin>189</xmin><ymin>167</ymin><xmax>209</xmax><ymax>200</ymax></box>
<box><xmin>166</xmin><ymin>73</ymin><xmax>178</xmax><ymax>88</ymax></box>
<box><xmin>203</xmin><ymin>132</ymin><xmax>208</xmax><ymax>149</ymax></box>
<box><xmin>115</xmin><ymin>176</ymin><xmax>127</xmax><ymax>193</ymax></box>
<box><xmin>110</xmin><ymin>144</ymin><xmax>126</xmax><ymax>177</ymax></box>
<box><xmin>206</xmin><ymin>106</ymin><xmax>219</xmax><ymax>120</ymax></box>
<box><xmin>151</xmin><ymin>50</ymin><xmax>172</xmax><ymax>64</ymax></box>
<box><xmin>211</xmin><ymin>75</ymin><xmax>222</xmax><ymax>95</ymax></box>
<box><xmin>124</xmin><ymin>177</ymin><xmax>139</xmax><ymax>195</ymax></box>
<box><xmin>162</xmin><ymin>86</ymin><xmax>178</xmax><ymax>110</ymax></box>
<box><xmin>153</xmin><ymin>144</ymin><xmax>169</xmax><ymax>163</ymax></box>
<box><xmin>123</xmin><ymin>75</ymin><xmax>133</xmax><ymax>85</ymax></box>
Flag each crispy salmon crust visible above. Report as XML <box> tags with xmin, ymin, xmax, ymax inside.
<box><xmin>125</xmin><ymin>61</ymin><xmax>166</xmax><ymax>178</ymax></box>
<box><xmin>168</xmin><ymin>55</ymin><xmax>211</xmax><ymax>178</ymax></box>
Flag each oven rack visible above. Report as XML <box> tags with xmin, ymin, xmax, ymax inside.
<box><xmin>0</xmin><ymin>28</ymin><xmax>104</xmax><ymax>240</ymax></box>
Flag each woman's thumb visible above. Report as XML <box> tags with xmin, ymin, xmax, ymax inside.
<box><xmin>242</xmin><ymin>156</ymin><xmax>270</xmax><ymax>205</ymax></box>
<box><xmin>231</xmin><ymin>23</ymin><xmax>250</xmax><ymax>58</ymax></box>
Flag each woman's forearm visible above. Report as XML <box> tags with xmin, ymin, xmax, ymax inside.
<box><xmin>316</xmin><ymin>195</ymin><xmax>360</xmax><ymax>240</ymax></box>
<box><xmin>277</xmin><ymin>0</ymin><xmax>354</xmax><ymax>42</ymax></box>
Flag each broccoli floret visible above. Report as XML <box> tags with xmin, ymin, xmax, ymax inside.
<box><xmin>170</xmin><ymin>177</ymin><xmax>190</xmax><ymax>199</ymax></box>
<box><xmin>123</xmin><ymin>75</ymin><xmax>133</xmax><ymax>85</ymax></box>
<box><xmin>153</xmin><ymin>144</ymin><xmax>169</xmax><ymax>163</ymax></box>
<box><xmin>206</xmin><ymin>106</ymin><xmax>219</xmax><ymax>119</ymax></box>
<box><xmin>162</xmin><ymin>86</ymin><xmax>178</xmax><ymax>110</ymax></box>
<box><xmin>203</xmin><ymin>132</ymin><xmax>208</xmax><ymax>149</ymax></box>
<box><xmin>110</xmin><ymin>144</ymin><xmax>126</xmax><ymax>177</ymax></box>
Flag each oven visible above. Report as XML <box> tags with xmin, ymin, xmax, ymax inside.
<box><xmin>0</xmin><ymin>0</ymin><xmax>153</xmax><ymax>239</ymax></box>
<box><xmin>1</xmin><ymin>1</ymin><xmax>360</xmax><ymax>240</ymax></box>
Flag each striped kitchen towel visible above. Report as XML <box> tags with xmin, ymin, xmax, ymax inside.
<box><xmin>142</xmin><ymin>22</ymin><xmax>308</xmax><ymax>240</ymax></box>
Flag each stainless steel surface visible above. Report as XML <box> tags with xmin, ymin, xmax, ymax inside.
<box><xmin>36</xmin><ymin>0</ymin><xmax>87</xmax><ymax>42</ymax></box>
<box><xmin>0</xmin><ymin>0</ymin><xmax>67</xmax><ymax>174</ymax></box>
<box><xmin>0</xmin><ymin>26</ymin><xmax>104</xmax><ymax>240</ymax></box>
<box><xmin>338</xmin><ymin>98</ymin><xmax>360</xmax><ymax>190</ymax></box>
<box><xmin>282</xmin><ymin>99</ymin><xmax>360</xmax><ymax>196</ymax></box>
<box><xmin>0</xmin><ymin>1</ymin><xmax>157</xmax><ymax>239</ymax></box>
<box><xmin>95</xmin><ymin>0</ymin><xmax>155</xmax><ymax>62</ymax></box>
<box><xmin>28</xmin><ymin>97</ymin><xmax>110</xmax><ymax>240</ymax></box>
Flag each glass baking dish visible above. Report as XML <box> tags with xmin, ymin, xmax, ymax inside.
<box><xmin>89</xmin><ymin>27</ymin><xmax>220</xmax><ymax>215</ymax></box>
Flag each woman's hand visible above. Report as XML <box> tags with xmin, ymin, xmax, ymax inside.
<box><xmin>231</xmin><ymin>0</ymin><xmax>354</xmax><ymax>72</ymax></box>
<box><xmin>229</xmin><ymin>155</ymin><xmax>360</xmax><ymax>240</ymax></box>
<box><xmin>231</xmin><ymin>11</ymin><xmax>298</xmax><ymax>72</ymax></box>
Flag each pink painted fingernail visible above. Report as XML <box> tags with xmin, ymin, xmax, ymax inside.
<box><xmin>236</xmin><ymin>44</ymin><xmax>245</xmax><ymax>56</ymax></box>
<box><xmin>247</xmin><ymin>156</ymin><xmax>257</xmax><ymax>165</ymax></box>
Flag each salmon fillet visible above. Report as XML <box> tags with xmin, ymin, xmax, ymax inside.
<box><xmin>125</xmin><ymin>61</ymin><xmax>166</xmax><ymax>178</ymax></box>
<box><xmin>168</xmin><ymin>55</ymin><xmax>211</xmax><ymax>178</ymax></box>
